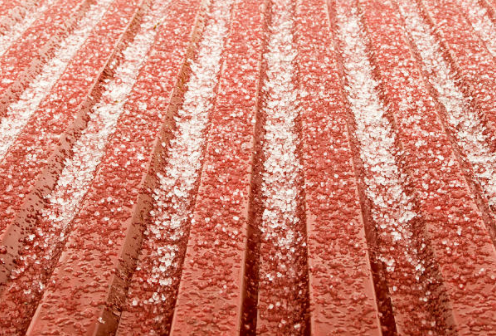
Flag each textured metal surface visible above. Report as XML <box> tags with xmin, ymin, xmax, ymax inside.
<box><xmin>1</xmin><ymin>0</ymin><xmax>496</xmax><ymax>335</ymax></box>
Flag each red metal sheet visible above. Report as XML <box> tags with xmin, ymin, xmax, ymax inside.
<box><xmin>24</xmin><ymin>0</ymin><xmax>207</xmax><ymax>334</ymax></box>
<box><xmin>169</xmin><ymin>1</ymin><xmax>267</xmax><ymax>334</ymax></box>
<box><xmin>296</xmin><ymin>0</ymin><xmax>382</xmax><ymax>334</ymax></box>
<box><xmin>0</xmin><ymin>0</ymin><xmax>91</xmax><ymax>117</ymax></box>
<box><xmin>361</xmin><ymin>0</ymin><xmax>496</xmax><ymax>333</ymax></box>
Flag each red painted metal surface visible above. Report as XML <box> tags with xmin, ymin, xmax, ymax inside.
<box><xmin>481</xmin><ymin>0</ymin><xmax>496</xmax><ymax>21</ymax></box>
<box><xmin>116</xmin><ymin>0</ymin><xmax>233</xmax><ymax>334</ymax></box>
<box><xmin>296</xmin><ymin>0</ymin><xmax>382</xmax><ymax>334</ymax></box>
<box><xmin>0</xmin><ymin>0</ymin><xmax>145</xmax><ymax>334</ymax></box>
<box><xmin>361</xmin><ymin>0</ymin><xmax>496</xmax><ymax>334</ymax></box>
<box><xmin>0</xmin><ymin>0</ymin><xmax>91</xmax><ymax>117</ymax></box>
<box><xmin>0</xmin><ymin>0</ymin><xmax>141</xmax><ymax>288</ymax></box>
<box><xmin>1</xmin><ymin>0</ymin><xmax>496</xmax><ymax>334</ymax></box>
<box><xmin>170</xmin><ymin>0</ymin><xmax>267</xmax><ymax>334</ymax></box>
<box><xmin>0</xmin><ymin>0</ymin><xmax>20</xmax><ymax>16</ymax></box>
<box><xmin>0</xmin><ymin>0</ymin><xmax>32</xmax><ymax>33</ymax></box>
<box><xmin>418</xmin><ymin>0</ymin><xmax>496</xmax><ymax>156</ymax></box>
<box><xmin>25</xmin><ymin>0</ymin><xmax>207</xmax><ymax>334</ymax></box>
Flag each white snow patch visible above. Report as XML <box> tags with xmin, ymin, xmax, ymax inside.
<box><xmin>335</xmin><ymin>0</ymin><xmax>422</xmax><ymax>277</ymax></box>
<box><xmin>259</xmin><ymin>0</ymin><xmax>304</xmax><ymax>293</ymax></box>
<box><xmin>131</xmin><ymin>0</ymin><xmax>233</xmax><ymax>310</ymax></box>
